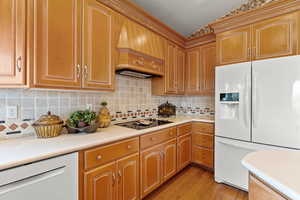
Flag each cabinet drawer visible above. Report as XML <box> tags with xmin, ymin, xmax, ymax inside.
<box><xmin>177</xmin><ymin>123</ymin><xmax>192</xmax><ymax>136</ymax></box>
<box><xmin>141</xmin><ymin>128</ymin><xmax>176</xmax><ymax>149</ymax></box>
<box><xmin>192</xmin><ymin>133</ymin><xmax>214</xmax><ymax>149</ymax></box>
<box><xmin>192</xmin><ymin>146</ymin><xmax>214</xmax><ymax>169</ymax></box>
<box><xmin>84</xmin><ymin>137</ymin><xmax>139</xmax><ymax>170</ymax></box>
<box><xmin>193</xmin><ymin>122</ymin><xmax>214</xmax><ymax>134</ymax></box>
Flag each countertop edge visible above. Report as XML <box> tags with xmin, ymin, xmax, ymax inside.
<box><xmin>0</xmin><ymin>118</ymin><xmax>214</xmax><ymax>171</ymax></box>
<box><xmin>242</xmin><ymin>155</ymin><xmax>299</xmax><ymax>200</ymax></box>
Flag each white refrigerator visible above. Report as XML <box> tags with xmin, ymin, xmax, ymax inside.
<box><xmin>215</xmin><ymin>55</ymin><xmax>300</xmax><ymax>191</ymax></box>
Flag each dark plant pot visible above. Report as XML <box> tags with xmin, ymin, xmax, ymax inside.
<box><xmin>66</xmin><ymin>122</ymin><xmax>99</xmax><ymax>134</ymax></box>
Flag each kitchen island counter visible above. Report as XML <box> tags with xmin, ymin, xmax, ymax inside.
<box><xmin>242</xmin><ymin>150</ymin><xmax>300</xmax><ymax>200</ymax></box>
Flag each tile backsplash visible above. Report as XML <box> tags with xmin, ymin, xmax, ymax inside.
<box><xmin>0</xmin><ymin>75</ymin><xmax>214</xmax><ymax>137</ymax></box>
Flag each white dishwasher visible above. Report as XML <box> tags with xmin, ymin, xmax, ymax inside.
<box><xmin>0</xmin><ymin>152</ymin><xmax>78</xmax><ymax>200</ymax></box>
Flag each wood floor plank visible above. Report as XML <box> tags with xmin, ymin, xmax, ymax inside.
<box><xmin>144</xmin><ymin>166</ymin><xmax>248</xmax><ymax>200</ymax></box>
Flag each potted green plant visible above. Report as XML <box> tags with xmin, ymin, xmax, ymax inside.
<box><xmin>66</xmin><ymin>110</ymin><xmax>98</xmax><ymax>133</ymax></box>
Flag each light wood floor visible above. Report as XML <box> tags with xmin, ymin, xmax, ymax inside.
<box><xmin>144</xmin><ymin>166</ymin><xmax>248</xmax><ymax>200</ymax></box>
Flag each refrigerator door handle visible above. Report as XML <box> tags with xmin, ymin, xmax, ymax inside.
<box><xmin>252</xmin><ymin>71</ymin><xmax>257</xmax><ymax>128</ymax></box>
<box><xmin>243</xmin><ymin>74</ymin><xmax>250</xmax><ymax>128</ymax></box>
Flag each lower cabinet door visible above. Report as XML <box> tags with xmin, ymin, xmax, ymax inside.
<box><xmin>140</xmin><ymin>145</ymin><xmax>163</xmax><ymax>198</ymax></box>
<box><xmin>84</xmin><ymin>162</ymin><xmax>116</xmax><ymax>200</ymax></box>
<box><xmin>192</xmin><ymin>145</ymin><xmax>213</xmax><ymax>169</ymax></box>
<box><xmin>177</xmin><ymin>134</ymin><xmax>192</xmax><ymax>171</ymax></box>
<box><xmin>117</xmin><ymin>153</ymin><xmax>140</xmax><ymax>200</ymax></box>
<box><xmin>162</xmin><ymin>139</ymin><xmax>177</xmax><ymax>181</ymax></box>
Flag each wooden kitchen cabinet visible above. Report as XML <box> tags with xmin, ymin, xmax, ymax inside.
<box><xmin>30</xmin><ymin>0</ymin><xmax>82</xmax><ymax>89</ymax></box>
<box><xmin>177</xmin><ymin>134</ymin><xmax>192</xmax><ymax>171</ymax></box>
<box><xmin>162</xmin><ymin>139</ymin><xmax>177</xmax><ymax>181</ymax></box>
<box><xmin>165</xmin><ymin>42</ymin><xmax>177</xmax><ymax>94</ymax></box>
<box><xmin>176</xmin><ymin>48</ymin><xmax>186</xmax><ymax>94</ymax></box>
<box><xmin>252</xmin><ymin>11</ymin><xmax>299</xmax><ymax>61</ymax></box>
<box><xmin>185</xmin><ymin>42</ymin><xmax>216</xmax><ymax>95</ymax></box>
<box><xmin>152</xmin><ymin>42</ymin><xmax>185</xmax><ymax>95</ymax></box>
<box><xmin>117</xmin><ymin>154</ymin><xmax>140</xmax><ymax>200</ymax></box>
<box><xmin>192</xmin><ymin>122</ymin><xmax>214</xmax><ymax>170</ymax></box>
<box><xmin>186</xmin><ymin>47</ymin><xmax>200</xmax><ymax>94</ymax></box>
<box><xmin>216</xmin><ymin>26</ymin><xmax>251</xmax><ymax>66</ymax></box>
<box><xmin>249</xmin><ymin>175</ymin><xmax>288</xmax><ymax>200</ymax></box>
<box><xmin>28</xmin><ymin>0</ymin><xmax>115</xmax><ymax>91</ymax></box>
<box><xmin>200</xmin><ymin>43</ymin><xmax>216</xmax><ymax>96</ymax></box>
<box><xmin>81</xmin><ymin>138</ymin><xmax>140</xmax><ymax>200</ymax></box>
<box><xmin>82</xmin><ymin>0</ymin><xmax>115</xmax><ymax>90</ymax></box>
<box><xmin>140</xmin><ymin>145</ymin><xmax>163</xmax><ymax>198</ymax></box>
<box><xmin>84</xmin><ymin>161</ymin><xmax>117</xmax><ymax>200</ymax></box>
<box><xmin>0</xmin><ymin>0</ymin><xmax>26</xmax><ymax>86</ymax></box>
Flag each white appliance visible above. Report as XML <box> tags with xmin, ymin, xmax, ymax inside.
<box><xmin>0</xmin><ymin>153</ymin><xmax>78</xmax><ymax>200</ymax></box>
<box><xmin>215</xmin><ymin>55</ymin><xmax>300</xmax><ymax>190</ymax></box>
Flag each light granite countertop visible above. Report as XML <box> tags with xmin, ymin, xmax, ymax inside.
<box><xmin>0</xmin><ymin>116</ymin><xmax>214</xmax><ymax>171</ymax></box>
<box><xmin>242</xmin><ymin>150</ymin><xmax>300</xmax><ymax>200</ymax></box>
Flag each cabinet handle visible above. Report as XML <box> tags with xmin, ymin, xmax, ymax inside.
<box><xmin>84</xmin><ymin>65</ymin><xmax>88</xmax><ymax>80</ymax></box>
<box><xmin>96</xmin><ymin>155</ymin><xmax>102</xmax><ymax>160</ymax></box>
<box><xmin>16</xmin><ymin>56</ymin><xmax>22</xmax><ymax>72</ymax></box>
<box><xmin>118</xmin><ymin>170</ymin><xmax>122</xmax><ymax>183</ymax></box>
<box><xmin>112</xmin><ymin>172</ymin><xmax>116</xmax><ymax>185</ymax></box>
<box><xmin>247</xmin><ymin>48</ymin><xmax>251</xmax><ymax>58</ymax></box>
<box><xmin>76</xmin><ymin>64</ymin><xmax>81</xmax><ymax>78</ymax></box>
<box><xmin>150</xmin><ymin>137</ymin><xmax>155</xmax><ymax>141</ymax></box>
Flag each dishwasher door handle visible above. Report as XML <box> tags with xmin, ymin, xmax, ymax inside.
<box><xmin>0</xmin><ymin>166</ymin><xmax>65</xmax><ymax>195</ymax></box>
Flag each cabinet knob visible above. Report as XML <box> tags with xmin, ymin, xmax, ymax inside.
<box><xmin>127</xmin><ymin>145</ymin><xmax>132</xmax><ymax>149</ymax></box>
<box><xmin>150</xmin><ymin>137</ymin><xmax>155</xmax><ymax>141</ymax></box>
<box><xmin>96</xmin><ymin>155</ymin><xmax>102</xmax><ymax>160</ymax></box>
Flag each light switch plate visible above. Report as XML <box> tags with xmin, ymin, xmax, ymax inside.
<box><xmin>7</xmin><ymin>106</ymin><xmax>18</xmax><ymax>119</ymax></box>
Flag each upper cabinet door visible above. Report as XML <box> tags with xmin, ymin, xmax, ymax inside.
<box><xmin>177</xmin><ymin>48</ymin><xmax>185</xmax><ymax>95</ymax></box>
<box><xmin>186</xmin><ymin>48</ymin><xmax>200</xmax><ymax>95</ymax></box>
<box><xmin>0</xmin><ymin>0</ymin><xmax>26</xmax><ymax>86</ymax></box>
<box><xmin>31</xmin><ymin>0</ymin><xmax>82</xmax><ymax>88</ymax></box>
<box><xmin>165</xmin><ymin>42</ymin><xmax>177</xmax><ymax>94</ymax></box>
<box><xmin>82</xmin><ymin>0</ymin><xmax>115</xmax><ymax>91</ymax></box>
<box><xmin>252</xmin><ymin>12</ymin><xmax>299</xmax><ymax>61</ymax></box>
<box><xmin>216</xmin><ymin>26</ymin><xmax>251</xmax><ymax>66</ymax></box>
<box><xmin>200</xmin><ymin>43</ymin><xmax>216</xmax><ymax>96</ymax></box>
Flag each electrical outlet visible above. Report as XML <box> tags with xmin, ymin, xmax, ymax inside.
<box><xmin>86</xmin><ymin>104</ymin><xmax>93</xmax><ymax>110</ymax></box>
<box><xmin>7</xmin><ymin>106</ymin><xmax>18</xmax><ymax>119</ymax></box>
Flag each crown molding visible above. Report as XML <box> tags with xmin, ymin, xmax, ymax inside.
<box><xmin>97</xmin><ymin>0</ymin><xmax>186</xmax><ymax>47</ymax></box>
<box><xmin>185</xmin><ymin>33</ymin><xmax>216</xmax><ymax>49</ymax></box>
<box><xmin>210</xmin><ymin>0</ymin><xmax>300</xmax><ymax>34</ymax></box>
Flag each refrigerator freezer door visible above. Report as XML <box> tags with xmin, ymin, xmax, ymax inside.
<box><xmin>252</xmin><ymin>55</ymin><xmax>300</xmax><ymax>149</ymax></box>
<box><xmin>215</xmin><ymin>137</ymin><xmax>283</xmax><ymax>191</ymax></box>
<box><xmin>215</xmin><ymin>62</ymin><xmax>252</xmax><ymax>141</ymax></box>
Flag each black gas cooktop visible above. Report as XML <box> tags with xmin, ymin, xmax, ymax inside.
<box><xmin>116</xmin><ymin>119</ymin><xmax>173</xmax><ymax>130</ymax></box>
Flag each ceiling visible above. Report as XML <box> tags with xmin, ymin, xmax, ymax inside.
<box><xmin>130</xmin><ymin>0</ymin><xmax>249</xmax><ymax>36</ymax></box>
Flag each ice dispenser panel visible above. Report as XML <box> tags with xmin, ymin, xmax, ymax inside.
<box><xmin>220</xmin><ymin>93</ymin><xmax>239</xmax><ymax>102</ymax></box>
<box><xmin>219</xmin><ymin>92</ymin><xmax>240</xmax><ymax>119</ymax></box>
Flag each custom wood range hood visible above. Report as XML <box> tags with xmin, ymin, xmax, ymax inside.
<box><xmin>116</xmin><ymin>19</ymin><xmax>165</xmax><ymax>78</ymax></box>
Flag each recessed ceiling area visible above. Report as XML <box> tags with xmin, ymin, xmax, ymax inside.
<box><xmin>130</xmin><ymin>0</ymin><xmax>249</xmax><ymax>36</ymax></box>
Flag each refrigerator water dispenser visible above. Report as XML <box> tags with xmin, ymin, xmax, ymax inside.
<box><xmin>219</xmin><ymin>93</ymin><xmax>239</xmax><ymax>119</ymax></box>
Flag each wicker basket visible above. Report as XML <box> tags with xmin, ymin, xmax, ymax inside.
<box><xmin>33</xmin><ymin>124</ymin><xmax>63</xmax><ymax>138</ymax></box>
<box><xmin>33</xmin><ymin>111</ymin><xmax>64</xmax><ymax>138</ymax></box>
